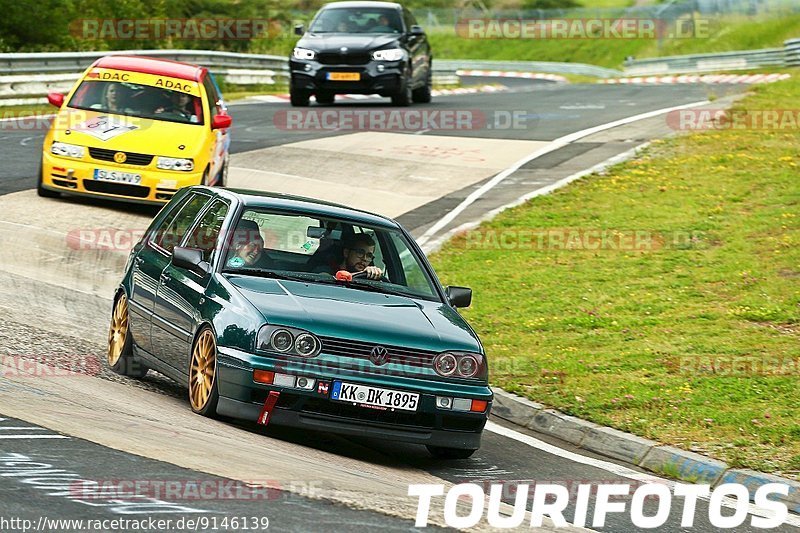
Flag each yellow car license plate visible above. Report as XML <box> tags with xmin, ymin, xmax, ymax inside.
<box><xmin>327</xmin><ymin>72</ymin><xmax>360</xmax><ymax>81</ymax></box>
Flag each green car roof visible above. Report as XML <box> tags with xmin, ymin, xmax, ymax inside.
<box><xmin>220</xmin><ymin>188</ymin><xmax>401</xmax><ymax>229</ymax></box>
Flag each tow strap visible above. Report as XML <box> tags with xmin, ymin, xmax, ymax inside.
<box><xmin>257</xmin><ymin>391</ymin><xmax>281</xmax><ymax>426</ymax></box>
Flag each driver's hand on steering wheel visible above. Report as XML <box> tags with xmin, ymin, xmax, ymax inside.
<box><xmin>361</xmin><ymin>266</ymin><xmax>383</xmax><ymax>280</ymax></box>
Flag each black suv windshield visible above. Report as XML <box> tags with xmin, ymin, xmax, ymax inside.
<box><xmin>309</xmin><ymin>7</ymin><xmax>403</xmax><ymax>34</ymax></box>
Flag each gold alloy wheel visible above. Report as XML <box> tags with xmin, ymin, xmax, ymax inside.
<box><xmin>108</xmin><ymin>294</ymin><xmax>129</xmax><ymax>367</ymax></box>
<box><xmin>189</xmin><ymin>329</ymin><xmax>216</xmax><ymax>411</ymax></box>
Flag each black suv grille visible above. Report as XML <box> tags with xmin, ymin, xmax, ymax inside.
<box><xmin>318</xmin><ymin>53</ymin><xmax>370</xmax><ymax>65</ymax></box>
<box><xmin>319</xmin><ymin>336</ymin><xmax>436</xmax><ymax>368</ymax></box>
<box><xmin>89</xmin><ymin>147</ymin><xmax>153</xmax><ymax>166</ymax></box>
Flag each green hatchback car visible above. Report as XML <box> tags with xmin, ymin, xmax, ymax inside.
<box><xmin>109</xmin><ymin>186</ymin><xmax>492</xmax><ymax>457</ymax></box>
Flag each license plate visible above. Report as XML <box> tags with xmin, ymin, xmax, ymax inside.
<box><xmin>331</xmin><ymin>381</ymin><xmax>419</xmax><ymax>411</ymax></box>
<box><xmin>327</xmin><ymin>72</ymin><xmax>360</xmax><ymax>81</ymax></box>
<box><xmin>93</xmin><ymin>169</ymin><xmax>142</xmax><ymax>184</ymax></box>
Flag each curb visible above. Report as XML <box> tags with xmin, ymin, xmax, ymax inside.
<box><xmin>596</xmin><ymin>73</ymin><xmax>791</xmax><ymax>85</ymax></box>
<box><xmin>492</xmin><ymin>388</ymin><xmax>800</xmax><ymax>515</ymax></box>
<box><xmin>241</xmin><ymin>84</ymin><xmax>509</xmax><ymax>104</ymax></box>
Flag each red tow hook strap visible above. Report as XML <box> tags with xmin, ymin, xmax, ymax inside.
<box><xmin>257</xmin><ymin>391</ymin><xmax>281</xmax><ymax>426</ymax></box>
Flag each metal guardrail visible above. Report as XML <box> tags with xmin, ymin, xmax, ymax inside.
<box><xmin>624</xmin><ymin>47</ymin><xmax>786</xmax><ymax>75</ymax></box>
<box><xmin>435</xmin><ymin>60</ymin><xmax>621</xmax><ymax>78</ymax></box>
<box><xmin>784</xmin><ymin>38</ymin><xmax>800</xmax><ymax>67</ymax></box>
<box><xmin>0</xmin><ymin>49</ymin><xmax>619</xmax><ymax>105</ymax></box>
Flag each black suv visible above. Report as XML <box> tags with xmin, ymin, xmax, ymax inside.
<box><xmin>289</xmin><ymin>1</ymin><xmax>432</xmax><ymax>107</ymax></box>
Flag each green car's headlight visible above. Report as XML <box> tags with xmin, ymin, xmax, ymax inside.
<box><xmin>257</xmin><ymin>325</ymin><xmax>321</xmax><ymax>358</ymax></box>
<box><xmin>434</xmin><ymin>351</ymin><xmax>486</xmax><ymax>379</ymax></box>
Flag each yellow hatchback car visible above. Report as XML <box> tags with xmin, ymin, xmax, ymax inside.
<box><xmin>39</xmin><ymin>55</ymin><xmax>232</xmax><ymax>204</ymax></box>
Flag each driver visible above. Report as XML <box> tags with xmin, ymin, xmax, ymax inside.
<box><xmin>155</xmin><ymin>90</ymin><xmax>194</xmax><ymax>119</ymax></box>
<box><xmin>226</xmin><ymin>219</ymin><xmax>266</xmax><ymax>268</ymax></box>
<box><xmin>338</xmin><ymin>233</ymin><xmax>383</xmax><ymax>280</ymax></box>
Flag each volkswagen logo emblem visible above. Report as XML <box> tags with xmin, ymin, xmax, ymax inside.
<box><xmin>340</xmin><ymin>46</ymin><xmax>348</xmax><ymax>53</ymax></box>
<box><xmin>113</xmin><ymin>151</ymin><xmax>127</xmax><ymax>164</ymax></box>
<box><xmin>369</xmin><ymin>345</ymin><xmax>389</xmax><ymax>366</ymax></box>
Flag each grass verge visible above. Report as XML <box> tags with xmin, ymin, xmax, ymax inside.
<box><xmin>421</xmin><ymin>13</ymin><xmax>800</xmax><ymax>69</ymax></box>
<box><xmin>430</xmin><ymin>75</ymin><xmax>800</xmax><ymax>479</ymax></box>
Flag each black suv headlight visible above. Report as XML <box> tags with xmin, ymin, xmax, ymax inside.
<box><xmin>433</xmin><ymin>351</ymin><xmax>487</xmax><ymax>379</ymax></box>
<box><xmin>371</xmin><ymin>48</ymin><xmax>404</xmax><ymax>61</ymax></box>
<box><xmin>256</xmin><ymin>325</ymin><xmax>321</xmax><ymax>358</ymax></box>
<box><xmin>293</xmin><ymin>47</ymin><xmax>317</xmax><ymax>60</ymax></box>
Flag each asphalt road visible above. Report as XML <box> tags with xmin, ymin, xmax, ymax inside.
<box><xmin>0</xmin><ymin>415</ymin><xmax>440</xmax><ymax>532</ymax></box>
<box><xmin>0</xmin><ymin>78</ymin><xmax>742</xmax><ymax>197</ymax></box>
<box><xmin>0</xmin><ymin>77</ymin><xmax>794</xmax><ymax>531</ymax></box>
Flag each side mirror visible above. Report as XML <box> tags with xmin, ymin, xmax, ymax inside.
<box><xmin>410</xmin><ymin>25</ymin><xmax>425</xmax><ymax>37</ymax></box>
<box><xmin>47</xmin><ymin>92</ymin><xmax>65</xmax><ymax>108</ymax></box>
<box><xmin>294</xmin><ymin>23</ymin><xmax>305</xmax><ymax>36</ymax></box>
<box><xmin>446</xmin><ymin>286</ymin><xmax>472</xmax><ymax>308</ymax></box>
<box><xmin>173</xmin><ymin>246</ymin><xmax>210</xmax><ymax>275</ymax></box>
<box><xmin>211</xmin><ymin>114</ymin><xmax>232</xmax><ymax>130</ymax></box>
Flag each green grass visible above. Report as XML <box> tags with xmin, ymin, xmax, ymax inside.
<box><xmin>430</xmin><ymin>75</ymin><xmax>800</xmax><ymax>478</ymax></box>
<box><xmin>419</xmin><ymin>13</ymin><xmax>800</xmax><ymax>69</ymax></box>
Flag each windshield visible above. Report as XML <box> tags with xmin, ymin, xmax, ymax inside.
<box><xmin>309</xmin><ymin>7</ymin><xmax>403</xmax><ymax>34</ymax></box>
<box><xmin>221</xmin><ymin>209</ymin><xmax>440</xmax><ymax>301</ymax></box>
<box><xmin>68</xmin><ymin>80</ymin><xmax>204</xmax><ymax>125</ymax></box>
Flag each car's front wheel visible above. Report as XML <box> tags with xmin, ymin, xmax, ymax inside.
<box><xmin>412</xmin><ymin>67</ymin><xmax>432</xmax><ymax>104</ymax></box>
<box><xmin>315</xmin><ymin>92</ymin><xmax>335</xmax><ymax>105</ymax></box>
<box><xmin>426</xmin><ymin>445</ymin><xmax>476</xmax><ymax>459</ymax></box>
<box><xmin>290</xmin><ymin>90</ymin><xmax>310</xmax><ymax>107</ymax></box>
<box><xmin>107</xmin><ymin>293</ymin><xmax>149</xmax><ymax>378</ymax></box>
<box><xmin>189</xmin><ymin>327</ymin><xmax>220</xmax><ymax>417</ymax></box>
<box><xmin>391</xmin><ymin>72</ymin><xmax>413</xmax><ymax>107</ymax></box>
<box><xmin>214</xmin><ymin>156</ymin><xmax>229</xmax><ymax>187</ymax></box>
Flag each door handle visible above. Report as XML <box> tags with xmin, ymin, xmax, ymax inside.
<box><xmin>134</xmin><ymin>257</ymin><xmax>144</xmax><ymax>267</ymax></box>
<box><xmin>160</xmin><ymin>272</ymin><xmax>171</xmax><ymax>283</ymax></box>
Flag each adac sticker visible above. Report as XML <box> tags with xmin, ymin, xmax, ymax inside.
<box><xmin>88</xmin><ymin>69</ymin><xmax>201</xmax><ymax>96</ymax></box>
<box><xmin>72</xmin><ymin>115</ymin><xmax>139</xmax><ymax>142</ymax></box>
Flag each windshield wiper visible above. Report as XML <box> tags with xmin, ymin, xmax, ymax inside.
<box><xmin>343</xmin><ymin>279</ymin><xmax>412</xmax><ymax>298</ymax></box>
<box><xmin>223</xmin><ymin>268</ymin><xmax>330</xmax><ymax>284</ymax></box>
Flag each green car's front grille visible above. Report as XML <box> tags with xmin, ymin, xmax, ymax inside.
<box><xmin>319</xmin><ymin>336</ymin><xmax>436</xmax><ymax>369</ymax></box>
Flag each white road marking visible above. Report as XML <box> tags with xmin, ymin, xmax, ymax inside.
<box><xmin>0</xmin><ymin>434</ymin><xmax>70</xmax><ymax>439</ymax></box>
<box><xmin>0</xmin><ymin>427</ymin><xmax>47</xmax><ymax>430</ymax></box>
<box><xmin>415</xmin><ymin>99</ymin><xmax>710</xmax><ymax>248</ymax></box>
<box><xmin>486</xmin><ymin>421</ymin><xmax>800</xmax><ymax>527</ymax></box>
<box><xmin>421</xmin><ymin>142</ymin><xmax>650</xmax><ymax>253</ymax></box>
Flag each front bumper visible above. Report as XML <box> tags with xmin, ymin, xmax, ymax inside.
<box><xmin>290</xmin><ymin>59</ymin><xmax>405</xmax><ymax>96</ymax></box>
<box><xmin>217</xmin><ymin>347</ymin><xmax>492</xmax><ymax>450</ymax></box>
<box><xmin>41</xmin><ymin>152</ymin><xmax>205</xmax><ymax>204</ymax></box>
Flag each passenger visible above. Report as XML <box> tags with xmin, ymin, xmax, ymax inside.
<box><xmin>92</xmin><ymin>83</ymin><xmax>131</xmax><ymax>113</ymax></box>
<box><xmin>226</xmin><ymin>220</ymin><xmax>266</xmax><ymax>268</ymax></box>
